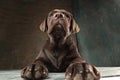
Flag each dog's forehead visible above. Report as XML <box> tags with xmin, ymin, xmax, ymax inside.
<box><xmin>53</xmin><ymin>9</ymin><xmax>68</xmax><ymax>13</ymax></box>
<box><xmin>49</xmin><ymin>9</ymin><xmax>72</xmax><ymax>15</ymax></box>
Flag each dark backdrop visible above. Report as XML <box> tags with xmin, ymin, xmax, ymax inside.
<box><xmin>0</xmin><ymin>0</ymin><xmax>72</xmax><ymax>69</ymax></box>
<box><xmin>74</xmin><ymin>0</ymin><xmax>120</xmax><ymax>66</ymax></box>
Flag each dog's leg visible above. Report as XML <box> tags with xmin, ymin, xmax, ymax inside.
<box><xmin>65</xmin><ymin>60</ymin><xmax>101</xmax><ymax>80</ymax></box>
<box><xmin>21</xmin><ymin>60</ymin><xmax>48</xmax><ymax>80</ymax></box>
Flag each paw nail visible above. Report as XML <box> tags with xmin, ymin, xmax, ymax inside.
<box><xmin>43</xmin><ymin>71</ymin><xmax>46</xmax><ymax>74</ymax></box>
<box><xmin>28</xmin><ymin>69</ymin><xmax>32</xmax><ymax>71</ymax></box>
<box><xmin>35</xmin><ymin>69</ymin><xmax>37</xmax><ymax>71</ymax></box>
<box><xmin>85</xmin><ymin>70</ymin><xmax>89</xmax><ymax>73</ymax></box>
<box><xmin>97</xmin><ymin>72</ymin><xmax>99</xmax><ymax>74</ymax></box>
<box><xmin>80</xmin><ymin>71</ymin><xmax>83</xmax><ymax>73</ymax></box>
<box><xmin>69</xmin><ymin>73</ymin><xmax>71</xmax><ymax>76</ymax></box>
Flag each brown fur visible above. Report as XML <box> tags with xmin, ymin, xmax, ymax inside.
<box><xmin>21</xmin><ymin>9</ymin><xmax>101</xmax><ymax>80</ymax></box>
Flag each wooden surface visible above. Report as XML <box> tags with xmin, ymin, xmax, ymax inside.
<box><xmin>0</xmin><ymin>67</ymin><xmax>120</xmax><ymax>80</ymax></box>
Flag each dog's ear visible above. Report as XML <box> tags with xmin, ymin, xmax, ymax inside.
<box><xmin>39</xmin><ymin>18</ymin><xmax>48</xmax><ymax>32</ymax></box>
<box><xmin>70</xmin><ymin>18</ymin><xmax>80</xmax><ymax>33</ymax></box>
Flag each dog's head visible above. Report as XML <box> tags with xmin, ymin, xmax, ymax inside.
<box><xmin>40</xmin><ymin>9</ymin><xmax>80</xmax><ymax>43</ymax></box>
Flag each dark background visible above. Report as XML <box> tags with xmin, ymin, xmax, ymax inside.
<box><xmin>0</xmin><ymin>0</ymin><xmax>72</xmax><ymax>69</ymax></box>
<box><xmin>0</xmin><ymin>0</ymin><xmax>120</xmax><ymax>70</ymax></box>
<box><xmin>75</xmin><ymin>0</ymin><xmax>120</xmax><ymax>66</ymax></box>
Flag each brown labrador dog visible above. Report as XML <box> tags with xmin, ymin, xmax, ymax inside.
<box><xmin>21</xmin><ymin>9</ymin><xmax>101</xmax><ymax>80</ymax></box>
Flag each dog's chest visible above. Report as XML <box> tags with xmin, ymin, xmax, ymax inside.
<box><xmin>45</xmin><ymin>49</ymin><xmax>66</xmax><ymax>70</ymax></box>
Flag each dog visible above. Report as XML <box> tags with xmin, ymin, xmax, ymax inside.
<box><xmin>21</xmin><ymin>9</ymin><xmax>101</xmax><ymax>80</ymax></box>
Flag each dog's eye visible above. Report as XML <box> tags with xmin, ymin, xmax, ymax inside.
<box><xmin>62</xmin><ymin>12</ymin><xmax>69</xmax><ymax>18</ymax></box>
<box><xmin>64</xmin><ymin>14</ymin><xmax>70</xmax><ymax>20</ymax></box>
<box><xmin>63</xmin><ymin>13</ymin><xmax>70</xmax><ymax>19</ymax></box>
<box><xmin>49</xmin><ymin>13</ymin><xmax>53</xmax><ymax>16</ymax></box>
<box><xmin>66</xmin><ymin>14</ymin><xmax>69</xmax><ymax>18</ymax></box>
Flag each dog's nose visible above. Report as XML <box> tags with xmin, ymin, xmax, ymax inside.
<box><xmin>54</xmin><ymin>13</ymin><xmax>63</xmax><ymax>18</ymax></box>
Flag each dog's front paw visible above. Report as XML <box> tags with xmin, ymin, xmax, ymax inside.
<box><xmin>65</xmin><ymin>63</ymin><xmax>101</xmax><ymax>80</ymax></box>
<box><xmin>21</xmin><ymin>62</ymin><xmax>48</xmax><ymax>80</ymax></box>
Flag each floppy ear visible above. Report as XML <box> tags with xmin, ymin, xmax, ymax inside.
<box><xmin>70</xmin><ymin>19</ymin><xmax>80</xmax><ymax>33</ymax></box>
<box><xmin>39</xmin><ymin>18</ymin><xmax>48</xmax><ymax>32</ymax></box>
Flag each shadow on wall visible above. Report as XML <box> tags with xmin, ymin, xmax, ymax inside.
<box><xmin>0</xmin><ymin>0</ymin><xmax>72</xmax><ymax>70</ymax></box>
<box><xmin>74</xmin><ymin>0</ymin><xmax>120</xmax><ymax>66</ymax></box>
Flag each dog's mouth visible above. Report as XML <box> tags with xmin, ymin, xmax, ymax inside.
<box><xmin>50</xmin><ymin>24</ymin><xmax>66</xmax><ymax>40</ymax></box>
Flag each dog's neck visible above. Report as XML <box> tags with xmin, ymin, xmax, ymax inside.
<box><xmin>45</xmin><ymin>35</ymin><xmax>78</xmax><ymax>53</ymax></box>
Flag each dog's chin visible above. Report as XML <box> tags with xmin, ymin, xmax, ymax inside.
<box><xmin>50</xmin><ymin>24</ymin><xmax>66</xmax><ymax>41</ymax></box>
